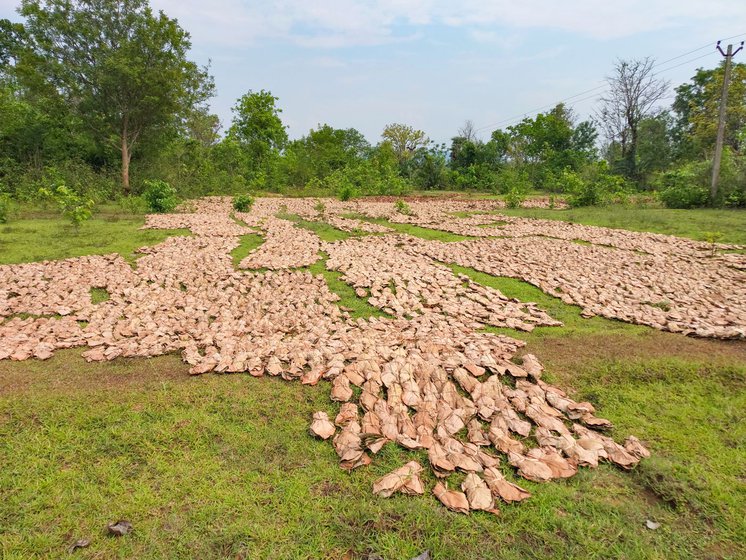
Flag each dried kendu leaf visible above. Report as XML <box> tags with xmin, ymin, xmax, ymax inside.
<box><xmin>433</xmin><ymin>482</ymin><xmax>470</xmax><ymax>513</ymax></box>
<box><xmin>483</xmin><ymin>466</ymin><xmax>531</xmax><ymax>503</ymax></box>
<box><xmin>309</xmin><ymin>411</ymin><xmax>336</xmax><ymax>439</ymax></box>
<box><xmin>372</xmin><ymin>461</ymin><xmax>424</xmax><ymax>498</ymax></box>
<box><xmin>107</xmin><ymin>520</ymin><xmax>132</xmax><ymax>537</ymax></box>
<box><xmin>461</xmin><ymin>473</ymin><xmax>497</xmax><ymax>513</ymax></box>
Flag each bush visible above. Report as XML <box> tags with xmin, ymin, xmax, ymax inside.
<box><xmin>654</xmin><ymin>164</ymin><xmax>709</xmax><ymax>209</ymax></box>
<box><xmin>498</xmin><ymin>167</ymin><xmax>530</xmax><ymax>207</ymax></box>
<box><xmin>327</xmin><ymin>160</ymin><xmax>412</xmax><ymax>199</ymax></box>
<box><xmin>38</xmin><ymin>185</ymin><xmax>94</xmax><ymax>228</ymax></box>
<box><xmin>337</xmin><ymin>183</ymin><xmax>357</xmax><ymax>201</ymax></box>
<box><xmin>394</xmin><ymin>199</ymin><xmax>412</xmax><ymax>215</ymax></box>
<box><xmin>659</xmin><ymin>182</ymin><xmax>710</xmax><ymax>209</ymax></box>
<box><xmin>142</xmin><ymin>179</ymin><xmax>179</xmax><ymax>213</ymax></box>
<box><xmin>504</xmin><ymin>187</ymin><xmax>526</xmax><ymax>209</ymax></box>
<box><xmin>232</xmin><ymin>194</ymin><xmax>254</xmax><ymax>212</ymax></box>
<box><xmin>564</xmin><ymin>171</ymin><xmax>597</xmax><ymax>207</ymax></box>
<box><xmin>454</xmin><ymin>164</ymin><xmax>499</xmax><ymax>192</ymax></box>
<box><xmin>497</xmin><ymin>166</ymin><xmax>530</xmax><ymax>196</ymax></box>
<box><xmin>0</xmin><ymin>192</ymin><xmax>11</xmax><ymax>223</ymax></box>
<box><xmin>566</xmin><ymin>165</ymin><xmax>629</xmax><ymax>207</ymax></box>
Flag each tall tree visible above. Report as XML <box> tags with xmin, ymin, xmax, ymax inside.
<box><xmin>381</xmin><ymin>123</ymin><xmax>429</xmax><ymax>163</ymax></box>
<box><xmin>672</xmin><ymin>63</ymin><xmax>746</xmax><ymax>159</ymax></box>
<box><xmin>19</xmin><ymin>0</ymin><xmax>214</xmax><ymax>193</ymax></box>
<box><xmin>596</xmin><ymin>58</ymin><xmax>669</xmax><ymax>180</ymax></box>
<box><xmin>228</xmin><ymin>89</ymin><xmax>288</xmax><ymax>173</ymax></box>
<box><xmin>457</xmin><ymin>119</ymin><xmax>478</xmax><ymax>143</ymax></box>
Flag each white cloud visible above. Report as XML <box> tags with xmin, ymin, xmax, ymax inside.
<box><xmin>150</xmin><ymin>0</ymin><xmax>746</xmax><ymax>48</ymax></box>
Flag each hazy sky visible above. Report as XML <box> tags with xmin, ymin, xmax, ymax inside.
<box><xmin>2</xmin><ymin>1</ymin><xmax>745</xmax><ymax>144</ymax></box>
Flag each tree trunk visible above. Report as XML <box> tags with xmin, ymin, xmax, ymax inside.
<box><xmin>627</xmin><ymin>125</ymin><xmax>638</xmax><ymax>181</ymax></box>
<box><xmin>121</xmin><ymin>120</ymin><xmax>131</xmax><ymax>195</ymax></box>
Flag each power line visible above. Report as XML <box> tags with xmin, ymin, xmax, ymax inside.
<box><xmin>473</xmin><ymin>34</ymin><xmax>744</xmax><ymax>135</ymax></box>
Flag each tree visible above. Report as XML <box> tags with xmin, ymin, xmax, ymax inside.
<box><xmin>381</xmin><ymin>123</ymin><xmax>429</xmax><ymax>163</ymax></box>
<box><xmin>19</xmin><ymin>0</ymin><xmax>214</xmax><ymax>193</ymax></box>
<box><xmin>184</xmin><ymin>107</ymin><xmax>221</xmax><ymax>148</ymax></box>
<box><xmin>228</xmin><ymin>89</ymin><xmax>287</xmax><ymax>176</ymax></box>
<box><xmin>636</xmin><ymin>112</ymin><xmax>673</xmax><ymax>184</ymax></box>
<box><xmin>595</xmin><ymin>58</ymin><xmax>669</xmax><ymax>181</ymax></box>
<box><xmin>672</xmin><ymin>63</ymin><xmax>746</xmax><ymax>159</ymax></box>
<box><xmin>500</xmin><ymin>104</ymin><xmax>597</xmax><ymax>185</ymax></box>
<box><xmin>458</xmin><ymin>119</ymin><xmax>478</xmax><ymax>143</ymax></box>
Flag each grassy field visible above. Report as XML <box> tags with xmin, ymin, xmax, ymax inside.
<box><xmin>0</xmin><ymin>204</ymin><xmax>190</xmax><ymax>265</ymax></box>
<box><xmin>1</xmin><ymin>204</ymin><xmax>745</xmax><ymax>559</ymax></box>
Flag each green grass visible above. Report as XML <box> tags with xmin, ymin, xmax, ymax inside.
<box><xmin>89</xmin><ymin>287</ymin><xmax>111</xmax><ymax>305</ymax></box>
<box><xmin>308</xmin><ymin>254</ymin><xmax>390</xmax><ymax>320</ymax></box>
<box><xmin>230</xmin><ymin>233</ymin><xmax>265</xmax><ymax>269</ymax></box>
<box><xmin>449</xmin><ymin>263</ymin><xmax>650</xmax><ymax>342</ymax></box>
<box><xmin>1</xmin><ymin>340</ymin><xmax>743</xmax><ymax>559</ymax></box>
<box><xmin>0</xmin><ymin>210</ymin><xmax>190</xmax><ymax>265</ymax></box>
<box><xmin>494</xmin><ymin>205</ymin><xmax>746</xmax><ymax>245</ymax></box>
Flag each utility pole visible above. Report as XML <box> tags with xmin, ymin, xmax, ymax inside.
<box><xmin>711</xmin><ymin>40</ymin><xmax>744</xmax><ymax>202</ymax></box>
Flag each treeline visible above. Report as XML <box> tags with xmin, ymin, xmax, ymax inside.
<box><xmin>1</xmin><ymin>0</ymin><xmax>745</xmax><ymax>217</ymax></box>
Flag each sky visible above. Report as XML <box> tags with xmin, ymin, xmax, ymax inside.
<box><xmin>2</xmin><ymin>1</ymin><xmax>745</xmax><ymax>144</ymax></box>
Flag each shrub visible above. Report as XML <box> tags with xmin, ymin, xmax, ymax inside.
<box><xmin>497</xmin><ymin>166</ymin><xmax>530</xmax><ymax>196</ymax></box>
<box><xmin>39</xmin><ymin>185</ymin><xmax>94</xmax><ymax>229</ymax></box>
<box><xmin>337</xmin><ymin>183</ymin><xmax>357</xmax><ymax>201</ymax></box>
<box><xmin>564</xmin><ymin>171</ymin><xmax>598</xmax><ymax>207</ymax></box>
<box><xmin>566</xmin><ymin>165</ymin><xmax>629</xmax><ymax>207</ymax></box>
<box><xmin>499</xmin><ymin>167</ymin><xmax>530</xmax><ymax>208</ymax></box>
<box><xmin>454</xmin><ymin>164</ymin><xmax>499</xmax><ymax>192</ymax></box>
<box><xmin>658</xmin><ymin>182</ymin><xmax>709</xmax><ymax>209</ymax></box>
<box><xmin>0</xmin><ymin>192</ymin><xmax>11</xmax><ymax>223</ymax></box>
<box><xmin>327</xmin><ymin>160</ymin><xmax>412</xmax><ymax>199</ymax></box>
<box><xmin>394</xmin><ymin>199</ymin><xmax>412</xmax><ymax>215</ymax></box>
<box><xmin>314</xmin><ymin>200</ymin><xmax>326</xmax><ymax>215</ymax></box>
<box><xmin>504</xmin><ymin>187</ymin><xmax>526</xmax><ymax>209</ymax></box>
<box><xmin>655</xmin><ymin>164</ymin><xmax>709</xmax><ymax>209</ymax></box>
<box><xmin>232</xmin><ymin>194</ymin><xmax>254</xmax><ymax>212</ymax></box>
<box><xmin>142</xmin><ymin>179</ymin><xmax>179</xmax><ymax>213</ymax></box>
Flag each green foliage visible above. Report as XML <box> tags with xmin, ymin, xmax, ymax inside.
<box><xmin>504</xmin><ymin>187</ymin><xmax>526</xmax><ymax>209</ymax></box>
<box><xmin>394</xmin><ymin>199</ymin><xmax>412</xmax><ymax>215</ymax></box>
<box><xmin>496</xmin><ymin>165</ymin><xmax>530</xmax><ymax>196</ymax></box>
<box><xmin>658</xmin><ymin>181</ymin><xmax>710</xmax><ymax>209</ymax></box>
<box><xmin>0</xmin><ymin>191</ymin><xmax>11</xmax><ymax>223</ymax></box>
<box><xmin>406</xmin><ymin>144</ymin><xmax>450</xmax><ymax>190</ymax></box>
<box><xmin>380</xmin><ymin>123</ymin><xmax>429</xmax><ymax>162</ymax></box>
<box><xmin>337</xmin><ymin>183</ymin><xmax>356</xmax><ymax>201</ymax></box>
<box><xmin>37</xmin><ymin>184</ymin><xmax>94</xmax><ymax>228</ymax></box>
<box><xmin>653</xmin><ymin>160</ymin><xmax>712</xmax><ymax>209</ymax></box>
<box><xmin>142</xmin><ymin>179</ymin><xmax>178</xmax><ymax>213</ymax></box>
<box><xmin>19</xmin><ymin>0</ymin><xmax>214</xmax><ymax>191</ymax></box>
<box><xmin>564</xmin><ymin>164</ymin><xmax>630</xmax><ymax>208</ymax></box>
<box><xmin>116</xmin><ymin>195</ymin><xmax>148</xmax><ymax>215</ymax></box>
<box><xmin>327</xmin><ymin>157</ymin><xmax>411</xmax><ymax>199</ymax></box>
<box><xmin>453</xmin><ymin>164</ymin><xmax>499</xmax><ymax>191</ymax></box>
<box><xmin>673</xmin><ymin>63</ymin><xmax>746</xmax><ymax>159</ymax></box>
<box><xmin>232</xmin><ymin>193</ymin><xmax>254</xmax><ymax>212</ymax></box>
<box><xmin>228</xmin><ymin>90</ymin><xmax>287</xmax><ymax>175</ymax></box>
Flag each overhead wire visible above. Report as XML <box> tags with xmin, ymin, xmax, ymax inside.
<box><xmin>473</xmin><ymin>33</ymin><xmax>744</xmax><ymax>134</ymax></box>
